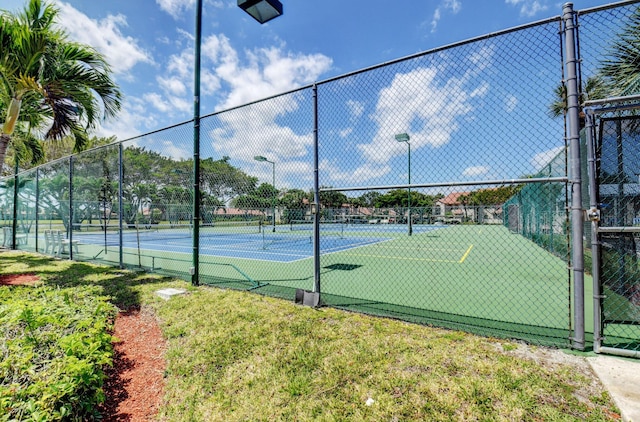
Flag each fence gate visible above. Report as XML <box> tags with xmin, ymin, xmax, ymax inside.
<box><xmin>585</xmin><ymin>96</ymin><xmax>640</xmax><ymax>358</ymax></box>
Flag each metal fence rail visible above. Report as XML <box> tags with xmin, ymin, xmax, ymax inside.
<box><xmin>2</xmin><ymin>2</ymin><xmax>640</xmax><ymax>352</ymax></box>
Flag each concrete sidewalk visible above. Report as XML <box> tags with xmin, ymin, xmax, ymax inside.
<box><xmin>588</xmin><ymin>355</ymin><xmax>640</xmax><ymax>422</ymax></box>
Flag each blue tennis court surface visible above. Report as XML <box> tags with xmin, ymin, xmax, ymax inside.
<box><xmin>72</xmin><ymin>224</ymin><xmax>445</xmax><ymax>263</ymax></box>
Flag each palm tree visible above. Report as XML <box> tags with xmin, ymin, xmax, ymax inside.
<box><xmin>548</xmin><ymin>75</ymin><xmax>609</xmax><ymax>120</ymax></box>
<box><xmin>0</xmin><ymin>0</ymin><xmax>121</xmax><ymax>172</ymax></box>
<box><xmin>601</xmin><ymin>6</ymin><xmax>640</xmax><ymax>97</ymax></box>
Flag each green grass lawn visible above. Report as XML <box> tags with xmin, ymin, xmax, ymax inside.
<box><xmin>0</xmin><ymin>250</ymin><xmax>620</xmax><ymax>421</ymax></box>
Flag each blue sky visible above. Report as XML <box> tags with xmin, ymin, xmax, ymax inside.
<box><xmin>1</xmin><ymin>0</ymin><xmax>613</xmax><ymax>190</ymax></box>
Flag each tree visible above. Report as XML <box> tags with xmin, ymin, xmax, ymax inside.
<box><xmin>319</xmin><ymin>187</ymin><xmax>347</xmax><ymax>209</ymax></box>
<box><xmin>279</xmin><ymin>188</ymin><xmax>310</xmax><ymax>223</ymax></box>
<box><xmin>374</xmin><ymin>189</ymin><xmax>442</xmax><ymax>223</ymax></box>
<box><xmin>233</xmin><ymin>183</ymin><xmax>276</xmax><ymax>209</ymax></box>
<box><xmin>0</xmin><ymin>0</ymin><xmax>121</xmax><ymax>172</ymax></box>
<box><xmin>548</xmin><ymin>75</ymin><xmax>608</xmax><ymax>121</ymax></box>
<box><xmin>280</xmin><ymin>189</ymin><xmax>309</xmax><ymax>210</ymax></box>
<box><xmin>200</xmin><ymin>157</ymin><xmax>257</xmax><ymax>204</ymax></box>
<box><xmin>601</xmin><ymin>7</ymin><xmax>640</xmax><ymax>96</ymax></box>
<box><xmin>358</xmin><ymin>191</ymin><xmax>381</xmax><ymax>208</ymax></box>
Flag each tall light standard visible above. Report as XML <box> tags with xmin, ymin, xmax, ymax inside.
<box><xmin>190</xmin><ymin>0</ymin><xmax>283</xmax><ymax>286</ymax></box>
<box><xmin>254</xmin><ymin>156</ymin><xmax>276</xmax><ymax>232</ymax></box>
<box><xmin>395</xmin><ymin>133</ymin><xmax>412</xmax><ymax>236</ymax></box>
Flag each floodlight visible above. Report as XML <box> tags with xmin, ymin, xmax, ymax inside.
<box><xmin>238</xmin><ymin>0</ymin><xmax>283</xmax><ymax>24</ymax></box>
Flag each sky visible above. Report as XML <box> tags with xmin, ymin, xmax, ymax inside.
<box><xmin>0</xmin><ymin>0</ymin><xmax>617</xmax><ymax>191</ymax></box>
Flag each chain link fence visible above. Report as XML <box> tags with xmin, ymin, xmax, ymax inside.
<box><xmin>2</xmin><ymin>2</ymin><xmax>640</xmax><ymax>352</ymax></box>
<box><xmin>576</xmin><ymin>2</ymin><xmax>640</xmax><ymax>356</ymax></box>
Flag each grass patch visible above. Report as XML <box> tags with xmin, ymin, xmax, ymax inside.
<box><xmin>0</xmin><ymin>251</ymin><xmax>621</xmax><ymax>421</ymax></box>
<box><xmin>150</xmin><ymin>288</ymin><xmax>619</xmax><ymax>421</ymax></box>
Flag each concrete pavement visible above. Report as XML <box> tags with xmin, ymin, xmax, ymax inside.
<box><xmin>588</xmin><ymin>355</ymin><xmax>640</xmax><ymax>422</ymax></box>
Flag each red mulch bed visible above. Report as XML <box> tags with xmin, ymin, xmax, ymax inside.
<box><xmin>99</xmin><ymin>308</ymin><xmax>167</xmax><ymax>421</ymax></box>
<box><xmin>1</xmin><ymin>274</ymin><xmax>167</xmax><ymax>421</ymax></box>
<box><xmin>0</xmin><ymin>273</ymin><xmax>39</xmax><ymax>285</ymax></box>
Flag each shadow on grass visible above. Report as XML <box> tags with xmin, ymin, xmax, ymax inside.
<box><xmin>0</xmin><ymin>251</ymin><xmax>174</xmax><ymax>310</ymax></box>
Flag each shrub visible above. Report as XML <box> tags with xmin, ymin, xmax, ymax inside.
<box><xmin>0</xmin><ymin>285</ymin><xmax>117</xmax><ymax>421</ymax></box>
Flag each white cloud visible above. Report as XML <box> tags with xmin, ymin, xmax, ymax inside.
<box><xmin>357</xmin><ymin>66</ymin><xmax>478</xmax><ymax>163</ymax></box>
<box><xmin>339</xmin><ymin>128</ymin><xmax>353</xmax><ymax>138</ymax></box>
<box><xmin>321</xmin><ymin>160</ymin><xmax>390</xmax><ymax>186</ymax></box>
<box><xmin>462</xmin><ymin>166</ymin><xmax>490</xmax><ymax>177</ymax></box>
<box><xmin>504</xmin><ymin>94</ymin><xmax>518</xmax><ymax>113</ymax></box>
<box><xmin>97</xmin><ymin>97</ymin><xmax>156</xmax><ymax>141</ymax></box>
<box><xmin>142</xmin><ymin>92</ymin><xmax>173</xmax><ymax>114</ymax></box>
<box><xmin>531</xmin><ymin>146</ymin><xmax>564</xmax><ymax>171</ymax></box>
<box><xmin>160</xmin><ymin>140</ymin><xmax>191</xmax><ymax>160</ymax></box>
<box><xmin>155</xmin><ymin>0</ymin><xmax>227</xmax><ymax>20</ymax></box>
<box><xmin>346</xmin><ymin>100</ymin><xmax>365</xmax><ymax>120</ymax></box>
<box><xmin>157</xmin><ymin>76</ymin><xmax>188</xmax><ymax>97</ymax></box>
<box><xmin>505</xmin><ymin>0</ymin><xmax>548</xmax><ymax>17</ymax></box>
<box><xmin>430</xmin><ymin>9</ymin><xmax>442</xmax><ymax>33</ymax></box>
<box><xmin>166</xmin><ymin>48</ymin><xmax>194</xmax><ymax>80</ymax></box>
<box><xmin>128</xmin><ymin>32</ymin><xmax>331</xmax><ymax>166</ymax></box>
<box><xmin>55</xmin><ymin>2</ymin><xmax>153</xmax><ymax>76</ymax></box>
<box><xmin>214</xmin><ymin>41</ymin><xmax>333</xmax><ymax>109</ymax></box>
<box><xmin>345</xmin><ymin>45</ymin><xmax>494</xmax><ymax>184</ymax></box>
<box><xmin>471</xmin><ymin>82</ymin><xmax>490</xmax><ymax>98</ymax></box>
<box><xmin>155</xmin><ymin>0</ymin><xmax>194</xmax><ymax>18</ymax></box>
<box><xmin>431</xmin><ymin>0</ymin><xmax>462</xmax><ymax>33</ymax></box>
<box><xmin>183</xmin><ymin>36</ymin><xmax>333</xmax><ymax>179</ymax></box>
<box><xmin>210</xmin><ymin>101</ymin><xmax>312</xmax><ymax>162</ymax></box>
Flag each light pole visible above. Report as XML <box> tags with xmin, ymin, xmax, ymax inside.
<box><xmin>190</xmin><ymin>0</ymin><xmax>283</xmax><ymax>286</ymax></box>
<box><xmin>255</xmin><ymin>155</ymin><xmax>276</xmax><ymax>232</ymax></box>
<box><xmin>395</xmin><ymin>133</ymin><xmax>412</xmax><ymax>236</ymax></box>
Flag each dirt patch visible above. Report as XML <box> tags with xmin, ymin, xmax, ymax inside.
<box><xmin>0</xmin><ymin>273</ymin><xmax>40</xmax><ymax>286</ymax></box>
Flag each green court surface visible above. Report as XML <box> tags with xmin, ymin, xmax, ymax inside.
<box><xmin>32</xmin><ymin>224</ymin><xmax>598</xmax><ymax>347</ymax></box>
<box><xmin>316</xmin><ymin>224</ymin><xmax>593</xmax><ymax>346</ymax></box>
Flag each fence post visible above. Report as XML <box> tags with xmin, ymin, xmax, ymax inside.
<box><xmin>35</xmin><ymin>168</ymin><xmax>39</xmax><ymax>252</ymax></box>
<box><xmin>563</xmin><ymin>2</ymin><xmax>585</xmax><ymax>350</ymax></box>
<box><xmin>69</xmin><ymin>156</ymin><xmax>74</xmax><ymax>260</ymax></box>
<box><xmin>191</xmin><ymin>0</ymin><xmax>203</xmax><ymax>286</ymax></box>
<box><xmin>313</xmin><ymin>84</ymin><xmax>321</xmax><ymax>296</ymax></box>
<box><xmin>11</xmin><ymin>158</ymin><xmax>18</xmax><ymax>250</ymax></box>
<box><xmin>584</xmin><ymin>108</ymin><xmax>602</xmax><ymax>352</ymax></box>
<box><xmin>118</xmin><ymin>143</ymin><xmax>124</xmax><ymax>268</ymax></box>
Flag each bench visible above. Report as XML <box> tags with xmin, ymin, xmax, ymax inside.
<box><xmin>2</xmin><ymin>227</ymin><xmax>28</xmax><ymax>247</ymax></box>
<box><xmin>44</xmin><ymin>230</ymin><xmax>79</xmax><ymax>256</ymax></box>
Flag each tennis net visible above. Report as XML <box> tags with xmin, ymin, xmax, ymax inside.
<box><xmin>74</xmin><ymin>221</ymin><xmax>262</xmax><ymax>243</ymax></box>
<box><xmin>289</xmin><ymin>220</ymin><xmax>344</xmax><ymax>237</ymax></box>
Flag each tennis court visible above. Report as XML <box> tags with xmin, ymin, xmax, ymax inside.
<box><xmin>71</xmin><ymin>221</ymin><xmax>405</xmax><ymax>263</ymax></box>
<box><xmin>36</xmin><ymin>221</ymin><xmax>587</xmax><ymax>342</ymax></box>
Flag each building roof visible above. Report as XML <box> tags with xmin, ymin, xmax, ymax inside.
<box><xmin>436</xmin><ymin>191</ymin><xmax>471</xmax><ymax>206</ymax></box>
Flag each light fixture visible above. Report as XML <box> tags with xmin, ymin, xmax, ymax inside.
<box><xmin>238</xmin><ymin>0</ymin><xmax>283</xmax><ymax>24</ymax></box>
